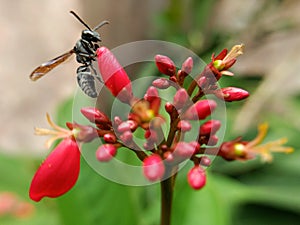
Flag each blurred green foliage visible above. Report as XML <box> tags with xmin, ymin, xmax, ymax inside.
<box><xmin>1</xmin><ymin>0</ymin><xmax>300</xmax><ymax>224</ymax></box>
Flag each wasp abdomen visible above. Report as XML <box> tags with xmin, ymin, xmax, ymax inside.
<box><xmin>77</xmin><ymin>66</ymin><xmax>97</xmax><ymax>98</ymax></box>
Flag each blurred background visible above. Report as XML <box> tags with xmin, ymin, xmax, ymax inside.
<box><xmin>1</xmin><ymin>0</ymin><xmax>300</xmax><ymax>224</ymax></box>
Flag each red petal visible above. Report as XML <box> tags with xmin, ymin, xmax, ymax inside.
<box><xmin>184</xmin><ymin>100</ymin><xmax>217</xmax><ymax>120</ymax></box>
<box><xmin>96</xmin><ymin>47</ymin><xmax>133</xmax><ymax>103</ymax></box>
<box><xmin>29</xmin><ymin>138</ymin><xmax>80</xmax><ymax>202</ymax></box>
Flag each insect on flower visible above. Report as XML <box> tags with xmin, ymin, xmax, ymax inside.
<box><xmin>29</xmin><ymin>11</ymin><xmax>109</xmax><ymax>98</ymax></box>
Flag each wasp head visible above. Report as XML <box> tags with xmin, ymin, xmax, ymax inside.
<box><xmin>81</xmin><ymin>30</ymin><xmax>101</xmax><ymax>42</ymax></box>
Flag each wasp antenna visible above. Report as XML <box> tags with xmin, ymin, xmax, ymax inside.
<box><xmin>93</xmin><ymin>20</ymin><xmax>109</xmax><ymax>31</ymax></box>
<box><xmin>70</xmin><ymin>10</ymin><xmax>92</xmax><ymax>30</ymax></box>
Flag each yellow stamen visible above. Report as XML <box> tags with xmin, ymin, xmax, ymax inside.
<box><xmin>249</xmin><ymin>127</ymin><xmax>294</xmax><ymax>162</ymax></box>
<box><xmin>34</xmin><ymin>113</ymin><xmax>73</xmax><ymax>148</ymax></box>
<box><xmin>223</xmin><ymin>44</ymin><xmax>244</xmax><ymax>62</ymax></box>
<box><xmin>247</xmin><ymin>123</ymin><xmax>268</xmax><ymax>148</ymax></box>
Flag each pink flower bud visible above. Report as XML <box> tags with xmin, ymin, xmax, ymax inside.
<box><xmin>216</xmin><ymin>87</ymin><xmax>249</xmax><ymax>102</ymax></box>
<box><xmin>143</xmin><ymin>154</ymin><xmax>165</xmax><ymax>181</ymax></box>
<box><xmin>199</xmin><ymin>156</ymin><xmax>211</xmax><ymax>167</ymax></box>
<box><xmin>155</xmin><ymin>55</ymin><xmax>176</xmax><ymax>76</ymax></box>
<box><xmin>187</xmin><ymin>165</ymin><xmax>206</xmax><ymax>190</ymax></box>
<box><xmin>143</xmin><ymin>141</ymin><xmax>155</xmax><ymax>150</ymax></box>
<box><xmin>119</xmin><ymin>130</ymin><xmax>133</xmax><ymax>144</ymax></box>
<box><xmin>117</xmin><ymin>120</ymin><xmax>138</xmax><ymax>132</ymax></box>
<box><xmin>197</xmin><ymin>76</ymin><xmax>208</xmax><ymax>88</ymax></box>
<box><xmin>144</xmin><ymin>86</ymin><xmax>159</xmax><ymax>102</ymax></box>
<box><xmin>200</xmin><ymin>120</ymin><xmax>221</xmax><ymax>135</ymax></box>
<box><xmin>184</xmin><ymin>100</ymin><xmax>217</xmax><ymax>120</ymax></box>
<box><xmin>96</xmin><ymin>144</ymin><xmax>117</xmax><ymax>162</ymax></box>
<box><xmin>174</xmin><ymin>142</ymin><xmax>196</xmax><ymax>158</ymax></box>
<box><xmin>97</xmin><ymin>47</ymin><xmax>133</xmax><ymax>103</ymax></box>
<box><xmin>29</xmin><ymin>138</ymin><xmax>80</xmax><ymax>201</ymax></box>
<box><xmin>206</xmin><ymin>135</ymin><xmax>219</xmax><ymax>146</ymax></box>
<box><xmin>163</xmin><ymin>151</ymin><xmax>174</xmax><ymax>162</ymax></box>
<box><xmin>113</xmin><ymin>116</ymin><xmax>123</xmax><ymax>126</ymax></box>
<box><xmin>152</xmin><ymin>78</ymin><xmax>171</xmax><ymax>89</ymax></box>
<box><xmin>173</xmin><ymin>88</ymin><xmax>189</xmax><ymax>109</ymax></box>
<box><xmin>181</xmin><ymin>57</ymin><xmax>193</xmax><ymax>75</ymax></box>
<box><xmin>177</xmin><ymin>120</ymin><xmax>191</xmax><ymax>132</ymax></box>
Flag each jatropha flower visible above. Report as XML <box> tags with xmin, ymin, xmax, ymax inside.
<box><xmin>30</xmin><ymin>43</ymin><xmax>293</xmax><ymax>206</ymax></box>
<box><xmin>29</xmin><ymin>114</ymin><xmax>99</xmax><ymax>201</ymax></box>
<box><xmin>219</xmin><ymin>123</ymin><xmax>294</xmax><ymax>162</ymax></box>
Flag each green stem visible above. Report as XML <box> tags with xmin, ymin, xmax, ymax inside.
<box><xmin>160</xmin><ymin>167</ymin><xmax>177</xmax><ymax>225</ymax></box>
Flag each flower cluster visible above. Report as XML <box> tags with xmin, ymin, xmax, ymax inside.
<box><xmin>29</xmin><ymin>45</ymin><xmax>293</xmax><ymax>201</ymax></box>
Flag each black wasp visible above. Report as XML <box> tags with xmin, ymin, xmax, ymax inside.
<box><xmin>30</xmin><ymin>11</ymin><xmax>109</xmax><ymax>98</ymax></box>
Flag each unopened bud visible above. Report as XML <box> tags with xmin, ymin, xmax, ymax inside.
<box><xmin>165</xmin><ymin>102</ymin><xmax>175</xmax><ymax>114</ymax></box>
<box><xmin>174</xmin><ymin>142</ymin><xmax>196</xmax><ymax>158</ymax></box>
<box><xmin>144</xmin><ymin>86</ymin><xmax>159</xmax><ymax>102</ymax></box>
<box><xmin>187</xmin><ymin>165</ymin><xmax>206</xmax><ymax>190</ymax></box>
<box><xmin>173</xmin><ymin>88</ymin><xmax>189</xmax><ymax>109</ymax></box>
<box><xmin>96</xmin><ymin>144</ymin><xmax>117</xmax><ymax>162</ymax></box>
<box><xmin>81</xmin><ymin>107</ymin><xmax>110</xmax><ymax>125</ymax></box>
<box><xmin>119</xmin><ymin>130</ymin><xmax>133</xmax><ymax>144</ymax></box>
<box><xmin>177</xmin><ymin>120</ymin><xmax>191</xmax><ymax>132</ymax></box>
<box><xmin>216</xmin><ymin>87</ymin><xmax>249</xmax><ymax>102</ymax></box>
<box><xmin>206</xmin><ymin>135</ymin><xmax>219</xmax><ymax>146</ymax></box>
<box><xmin>103</xmin><ymin>133</ymin><xmax>117</xmax><ymax>143</ymax></box>
<box><xmin>143</xmin><ymin>154</ymin><xmax>165</xmax><ymax>181</ymax></box>
<box><xmin>152</xmin><ymin>78</ymin><xmax>171</xmax><ymax>89</ymax></box>
<box><xmin>184</xmin><ymin>100</ymin><xmax>217</xmax><ymax>120</ymax></box>
<box><xmin>181</xmin><ymin>57</ymin><xmax>193</xmax><ymax>75</ymax></box>
<box><xmin>200</xmin><ymin>120</ymin><xmax>221</xmax><ymax>135</ymax></box>
<box><xmin>155</xmin><ymin>55</ymin><xmax>176</xmax><ymax>76</ymax></box>
<box><xmin>199</xmin><ymin>156</ymin><xmax>211</xmax><ymax>167</ymax></box>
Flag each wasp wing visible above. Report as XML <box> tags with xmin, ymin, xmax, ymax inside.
<box><xmin>30</xmin><ymin>50</ymin><xmax>74</xmax><ymax>81</ymax></box>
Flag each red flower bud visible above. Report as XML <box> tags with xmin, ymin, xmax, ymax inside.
<box><xmin>183</xmin><ymin>100</ymin><xmax>217</xmax><ymax>120</ymax></box>
<box><xmin>165</xmin><ymin>102</ymin><xmax>175</xmax><ymax>114</ymax></box>
<box><xmin>143</xmin><ymin>154</ymin><xmax>165</xmax><ymax>181</ymax></box>
<box><xmin>103</xmin><ymin>133</ymin><xmax>117</xmax><ymax>143</ymax></box>
<box><xmin>119</xmin><ymin>130</ymin><xmax>133</xmax><ymax>144</ymax></box>
<box><xmin>200</xmin><ymin>120</ymin><xmax>221</xmax><ymax>136</ymax></box>
<box><xmin>96</xmin><ymin>47</ymin><xmax>133</xmax><ymax>103</ymax></box>
<box><xmin>29</xmin><ymin>138</ymin><xmax>80</xmax><ymax>202</ymax></box>
<box><xmin>216</xmin><ymin>87</ymin><xmax>249</xmax><ymax>102</ymax></box>
<box><xmin>155</xmin><ymin>55</ymin><xmax>176</xmax><ymax>76</ymax></box>
<box><xmin>173</xmin><ymin>88</ymin><xmax>189</xmax><ymax>109</ymax></box>
<box><xmin>96</xmin><ymin>144</ymin><xmax>117</xmax><ymax>162</ymax></box>
<box><xmin>187</xmin><ymin>165</ymin><xmax>206</xmax><ymax>190</ymax></box>
<box><xmin>80</xmin><ymin>107</ymin><xmax>110</xmax><ymax>124</ymax></box>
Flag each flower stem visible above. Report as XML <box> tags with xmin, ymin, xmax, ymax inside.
<box><xmin>160</xmin><ymin>166</ymin><xmax>177</xmax><ymax>225</ymax></box>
